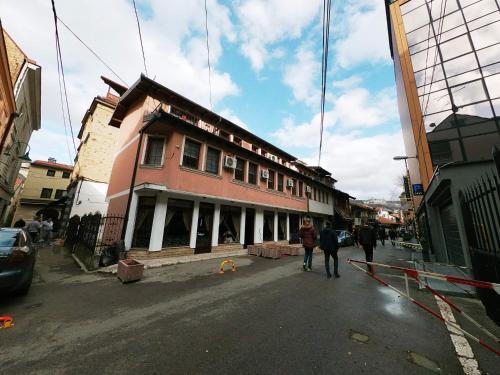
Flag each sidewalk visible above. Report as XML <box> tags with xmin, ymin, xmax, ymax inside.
<box><xmin>98</xmin><ymin>249</ymin><xmax>248</xmax><ymax>274</ymax></box>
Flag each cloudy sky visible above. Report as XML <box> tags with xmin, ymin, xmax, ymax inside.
<box><xmin>0</xmin><ymin>0</ymin><xmax>405</xmax><ymax>199</ymax></box>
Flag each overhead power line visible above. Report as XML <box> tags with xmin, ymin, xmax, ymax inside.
<box><xmin>318</xmin><ymin>0</ymin><xmax>332</xmax><ymax>166</ymax></box>
<box><xmin>55</xmin><ymin>16</ymin><xmax>128</xmax><ymax>86</ymax></box>
<box><xmin>204</xmin><ymin>0</ymin><xmax>213</xmax><ymax>110</ymax></box>
<box><xmin>51</xmin><ymin>0</ymin><xmax>78</xmax><ymax>161</ymax></box>
<box><xmin>132</xmin><ymin>0</ymin><xmax>149</xmax><ymax>76</ymax></box>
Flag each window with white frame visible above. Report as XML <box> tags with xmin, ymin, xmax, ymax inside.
<box><xmin>144</xmin><ymin>136</ymin><xmax>164</xmax><ymax>166</ymax></box>
<box><xmin>205</xmin><ymin>147</ymin><xmax>220</xmax><ymax>175</ymax></box>
<box><xmin>182</xmin><ymin>139</ymin><xmax>201</xmax><ymax>169</ymax></box>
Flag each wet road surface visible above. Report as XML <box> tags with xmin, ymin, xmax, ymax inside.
<box><xmin>1</xmin><ymin>243</ymin><xmax>499</xmax><ymax>374</ymax></box>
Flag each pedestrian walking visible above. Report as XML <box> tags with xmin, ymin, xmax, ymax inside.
<box><xmin>299</xmin><ymin>216</ymin><xmax>316</xmax><ymax>272</ymax></box>
<box><xmin>352</xmin><ymin>226</ymin><xmax>359</xmax><ymax>247</ymax></box>
<box><xmin>320</xmin><ymin>221</ymin><xmax>340</xmax><ymax>278</ymax></box>
<box><xmin>359</xmin><ymin>222</ymin><xmax>377</xmax><ymax>273</ymax></box>
<box><xmin>40</xmin><ymin>218</ymin><xmax>53</xmax><ymax>245</ymax></box>
<box><xmin>13</xmin><ymin>218</ymin><xmax>26</xmax><ymax>228</ymax></box>
<box><xmin>378</xmin><ymin>227</ymin><xmax>386</xmax><ymax>246</ymax></box>
<box><xmin>389</xmin><ymin>228</ymin><xmax>397</xmax><ymax>246</ymax></box>
<box><xmin>27</xmin><ymin>217</ymin><xmax>41</xmax><ymax>242</ymax></box>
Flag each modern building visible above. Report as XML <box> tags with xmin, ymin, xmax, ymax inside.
<box><xmin>106</xmin><ymin>75</ymin><xmax>338</xmax><ymax>258</ymax></box>
<box><xmin>63</xmin><ymin>77</ymin><xmax>125</xmax><ymax>224</ymax></box>
<box><xmin>386</xmin><ymin>0</ymin><xmax>500</xmax><ymax>321</ymax></box>
<box><xmin>12</xmin><ymin>159</ymin><xmax>73</xmax><ymax>227</ymax></box>
<box><xmin>386</xmin><ymin>0</ymin><xmax>500</xmax><ymax>198</ymax></box>
<box><xmin>0</xmin><ymin>30</ymin><xmax>41</xmax><ymax>224</ymax></box>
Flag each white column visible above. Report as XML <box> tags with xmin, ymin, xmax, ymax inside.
<box><xmin>148</xmin><ymin>192</ymin><xmax>168</xmax><ymax>251</ymax></box>
<box><xmin>254</xmin><ymin>208</ymin><xmax>263</xmax><ymax>244</ymax></box>
<box><xmin>124</xmin><ymin>192</ymin><xmax>138</xmax><ymax>250</ymax></box>
<box><xmin>211</xmin><ymin>202</ymin><xmax>221</xmax><ymax>247</ymax></box>
<box><xmin>240</xmin><ymin>207</ymin><xmax>246</xmax><ymax>245</ymax></box>
<box><xmin>189</xmin><ymin>200</ymin><xmax>200</xmax><ymax>249</ymax></box>
<box><xmin>274</xmin><ymin>211</ymin><xmax>279</xmax><ymax>242</ymax></box>
<box><xmin>286</xmin><ymin>213</ymin><xmax>290</xmax><ymax>241</ymax></box>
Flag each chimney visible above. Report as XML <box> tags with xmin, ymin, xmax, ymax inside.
<box><xmin>48</xmin><ymin>157</ymin><xmax>57</xmax><ymax>163</ymax></box>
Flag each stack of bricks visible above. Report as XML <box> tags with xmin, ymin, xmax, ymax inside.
<box><xmin>247</xmin><ymin>244</ymin><xmax>301</xmax><ymax>259</ymax></box>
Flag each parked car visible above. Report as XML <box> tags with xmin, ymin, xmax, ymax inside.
<box><xmin>0</xmin><ymin>228</ymin><xmax>36</xmax><ymax>296</ymax></box>
<box><xmin>336</xmin><ymin>230</ymin><xmax>354</xmax><ymax>247</ymax></box>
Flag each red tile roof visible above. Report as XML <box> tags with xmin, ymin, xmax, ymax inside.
<box><xmin>32</xmin><ymin>160</ymin><xmax>73</xmax><ymax>171</ymax></box>
<box><xmin>377</xmin><ymin>217</ymin><xmax>399</xmax><ymax>225</ymax></box>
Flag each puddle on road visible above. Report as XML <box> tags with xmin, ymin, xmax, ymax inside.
<box><xmin>349</xmin><ymin>329</ymin><xmax>370</xmax><ymax>344</ymax></box>
<box><xmin>377</xmin><ymin>286</ymin><xmax>404</xmax><ymax>317</ymax></box>
<box><xmin>407</xmin><ymin>351</ymin><xmax>441</xmax><ymax>373</ymax></box>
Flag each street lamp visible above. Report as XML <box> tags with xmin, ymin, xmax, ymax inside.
<box><xmin>393</xmin><ymin>155</ymin><xmax>418</xmax><ymax>237</ymax></box>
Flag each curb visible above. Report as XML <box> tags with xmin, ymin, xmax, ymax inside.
<box><xmin>97</xmin><ymin>250</ymin><xmax>248</xmax><ymax>275</ymax></box>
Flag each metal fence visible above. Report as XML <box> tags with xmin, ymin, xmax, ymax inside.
<box><xmin>460</xmin><ymin>151</ymin><xmax>500</xmax><ymax>324</ymax></box>
<box><xmin>65</xmin><ymin>213</ymin><xmax>126</xmax><ymax>268</ymax></box>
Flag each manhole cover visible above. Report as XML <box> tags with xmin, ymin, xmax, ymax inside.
<box><xmin>25</xmin><ymin>303</ymin><xmax>42</xmax><ymax>309</ymax></box>
<box><xmin>349</xmin><ymin>330</ymin><xmax>369</xmax><ymax>344</ymax></box>
<box><xmin>407</xmin><ymin>351</ymin><xmax>441</xmax><ymax>373</ymax></box>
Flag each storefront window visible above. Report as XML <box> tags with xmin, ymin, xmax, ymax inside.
<box><xmin>263</xmin><ymin>211</ymin><xmax>274</xmax><ymax>241</ymax></box>
<box><xmin>132</xmin><ymin>196</ymin><xmax>156</xmax><ymax>248</ymax></box>
<box><xmin>162</xmin><ymin>199</ymin><xmax>193</xmax><ymax>247</ymax></box>
<box><xmin>278</xmin><ymin>213</ymin><xmax>286</xmax><ymax>241</ymax></box>
<box><xmin>218</xmin><ymin>205</ymin><xmax>241</xmax><ymax>244</ymax></box>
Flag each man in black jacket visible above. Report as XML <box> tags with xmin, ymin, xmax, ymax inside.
<box><xmin>320</xmin><ymin>221</ymin><xmax>340</xmax><ymax>278</ymax></box>
<box><xmin>359</xmin><ymin>222</ymin><xmax>377</xmax><ymax>273</ymax></box>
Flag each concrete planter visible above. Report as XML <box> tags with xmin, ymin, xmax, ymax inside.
<box><xmin>117</xmin><ymin>259</ymin><xmax>144</xmax><ymax>283</ymax></box>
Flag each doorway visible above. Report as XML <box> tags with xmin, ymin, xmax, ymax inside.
<box><xmin>195</xmin><ymin>202</ymin><xmax>214</xmax><ymax>254</ymax></box>
<box><xmin>244</xmin><ymin>208</ymin><xmax>255</xmax><ymax>247</ymax></box>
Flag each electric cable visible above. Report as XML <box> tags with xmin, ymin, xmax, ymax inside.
<box><xmin>56</xmin><ymin>16</ymin><xmax>128</xmax><ymax>86</ymax></box>
<box><xmin>132</xmin><ymin>0</ymin><xmax>149</xmax><ymax>76</ymax></box>
<box><xmin>204</xmin><ymin>0</ymin><xmax>213</xmax><ymax>110</ymax></box>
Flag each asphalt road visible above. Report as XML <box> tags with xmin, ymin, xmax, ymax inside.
<box><xmin>1</xmin><ymin>243</ymin><xmax>499</xmax><ymax>374</ymax></box>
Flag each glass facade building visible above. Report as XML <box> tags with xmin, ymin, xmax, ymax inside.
<box><xmin>387</xmin><ymin>0</ymin><xmax>500</xmax><ymax>193</ymax></box>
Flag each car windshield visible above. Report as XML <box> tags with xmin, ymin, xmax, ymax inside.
<box><xmin>0</xmin><ymin>230</ymin><xmax>20</xmax><ymax>247</ymax></box>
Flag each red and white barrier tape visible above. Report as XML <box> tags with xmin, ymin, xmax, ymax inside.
<box><xmin>348</xmin><ymin>260</ymin><xmax>500</xmax><ymax>357</ymax></box>
<box><xmin>348</xmin><ymin>258</ymin><xmax>500</xmax><ymax>293</ymax></box>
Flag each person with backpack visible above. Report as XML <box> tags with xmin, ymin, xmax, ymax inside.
<box><xmin>299</xmin><ymin>216</ymin><xmax>317</xmax><ymax>271</ymax></box>
<box><xmin>320</xmin><ymin>221</ymin><xmax>340</xmax><ymax>278</ymax></box>
<box><xmin>359</xmin><ymin>221</ymin><xmax>377</xmax><ymax>273</ymax></box>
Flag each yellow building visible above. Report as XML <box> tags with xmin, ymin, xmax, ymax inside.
<box><xmin>62</xmin><ymin>77</ymin><xmax>125</xmax><ymax>223</ymax></box>
<box><xmin>12</xmin><ymin>159</ymin><xmax>73</xmax><ymax>225</ymax></box>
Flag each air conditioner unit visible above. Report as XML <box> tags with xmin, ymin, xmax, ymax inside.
<box><xmin>306</xmin><ymin>186</ymin><xmax>312</xmax><ymax>193</ymax></box>
<box><xmin>261</xmin><ymin>169</ymin><xmax>269</xmax><ymax>179</ymax></box>
<box><xmin>286</xmin><ymin>179</ymin><xmax>294</xmax><ymax>188</ymax></box>
<box><xmin>224</xmin><ymin>155</ymin><xmax>237</xmax><ymax>169</ymax></box>
<box><xmin>270</xmin><ymin>155</ymin><xmax>278</xmax><ymax>162</ymax></box>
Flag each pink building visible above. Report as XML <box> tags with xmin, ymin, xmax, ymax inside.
<box><xmin>106</xmin><ymin>75</ymin><xmax>336</xmax><ymax>258</ymax></box>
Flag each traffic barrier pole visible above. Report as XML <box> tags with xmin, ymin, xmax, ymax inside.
<box><xmin>348</xmin><ymin>260</ymin><xmax>500</xmax><ymax>356</ymax></box>
<box><xmin>417</xmin><ymin>277</ymin><xmax>500</xmax><ymax>344</ymax></box>
<box><xmin>348</xmin><ymin>259</ymin><xmax>500</xmax><ymax>292</ymax></box>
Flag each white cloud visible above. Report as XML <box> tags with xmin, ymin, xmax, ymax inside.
<box><xmin>283</xmin><ymin>43</ymin><xmax>320</xmax><ymax>107</ymax></box>
<box><xmin>219</xmin><ymin>108</ymin><xmax>248</xmax><ymax>129</ymax></box>
<box><xmin>333</xmin><ymin>0</ymin><xmax>391</xmax><ymax>69</ymax></box>
<box><xmin>273</xmin><ymin>86</ymin><xmax>398</xmax><ymax>145</ymax></box>
<box><xmin>332</xmin><ymin>75</ymin><xmax>363</xmax><ymax>90</ymax></box>
<box><xmin>0</xmin><ymin>0</ymin><xmax>239</xmax><ymax>164</ymax></box>
<box><xmin>303</xmin><ymin>131</ymin><xmax>406</xmax><ymax>200</ymax></box>
<box><xmin>235</xmin><ymin>0</ymin><xmax>322</xmax><ymax>71</ymax></box>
